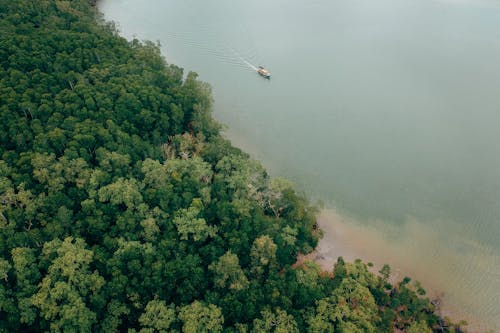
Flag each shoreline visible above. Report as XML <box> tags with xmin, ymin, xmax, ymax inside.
<box><xmin>312</xmin><ymin>208</ymin><xmax>490</xmax><ymax>333</ymax></box>
<box><xmin>221</xmin><ymin>125</ymin><xmax>496</xmax><ymax>333</ymax></box>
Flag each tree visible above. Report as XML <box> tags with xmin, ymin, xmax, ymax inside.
<box><xmin>407</xmin><ymin>320</ymin><xmax>433</xmax><ymax>333</ymax></box>
<box><xmin>173</xmin><ymin>203</ymin><xmax>217</xmax><ymax>242</ymax></box>
<box><xmin>263</xmin><ymin>178</ymin><xmax>294</xmax><ymax>218</ymax></box>
<box><xmin>165</xmin><ymin>156</ymin><xmax>213</xmax><ymax>207</ymax></box>
<box><xmin>250</xmin><ymin>235</ymin><xmax>277</xmax><ymax>276</ymax></box>
<box><xmin>214</xmin><ymin>154</ymin><xmax>266</xmax><ymax>217</ymax></box>
<box><xmin>0</xmin><ymin>256</ymin><xmax>17</xmax><ymax>331</ymax></box>
<box><xmin>0</xmin><ymin>181</ymin><xmax>40</xmax><ymax>236</ymax></box>
<box><xmin>209</xmin><ymin>251</ymin><xmax>249</xmax><ymax>291</ymax></box>
<box><xmin>178</xmin><ymin>301</ymin><xmax>224</xmax><ymax>333</ymax></box>
<box><xmin>105</xmin><ymin>239</ymin><xmax>157</xmax><ymax>310</ymax></box>
<box><xmin>307</xmin><ymin>277</ymin><xmax>378</xmax><ymax>333</ymax></box>
<box><xmin>138</xmin><ymin>299</ymin><xmax>176</xmax><ymax>333</ymax></box>
<box><xmin>11</xmin><ymin>247</ymin><xmax>40</xmax><ymax>325</ymax></box>
<box><xmin>379</xmin><ymin>264</ymin><xmax>391</xmax><ymax>282</ymax></box>
<box><xmin>252</xmin><ymin>308</ymin><xmax>299</xmax><ymax>333</ymax></box>
<box><xmin>97</xmin><ymin>177</ymin><xmax>143</xmax><ymax>210</ymax></box>
<box><xmin>31</xmin><ymin>237</ymin><xmax>104</xmax><ymax>332</ymax></box>
<box><xmin>99</xmin><ymin>300</ymin><xmax>130</xmax><ymax>332</ymax></box>
<box><xmin>0</xmin><ymin>257</ymin><xmax>12</xmax><ymax>290</ymax></box>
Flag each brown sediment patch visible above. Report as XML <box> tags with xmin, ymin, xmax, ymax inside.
<box><xmin>291</xmin><ymin>250</ymin><xmax>318</xmax><ymax>269</ymax></box>
<box><xmin>291</xmin><ymin>251</ymin><xmax>333</xmax><ymax>278</ymax></box>
<box><xmin>311</xmin><ymin>208</ymin><xmax>497</xmax><ymax>333</ymax></box>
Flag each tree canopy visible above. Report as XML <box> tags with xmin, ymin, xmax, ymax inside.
<box><xmin>0</xmin><ymin>0</ymin><xmax>464</xmax><ymax>332</ymax></box>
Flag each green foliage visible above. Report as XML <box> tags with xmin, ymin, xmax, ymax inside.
<box><xmin>138</xmin><ymin>299</ymin><xmax>176</xmax><ymax>333</ymax></box>
<box><xmin>31</xmin><ymin>237</ymin><xmax>104</xmax><ymax>332</ymax></box>
<box><xmin>252</xmin><ymin>308</ymin><xmax>299</xmax><ymax>333</ymax></box>
<box><xmin>174</xmin><ymin>203</ymin><xmax>217</xmax><ymax>242</ymax></box>
<box><xmin>98</xmin><ymin>178</ymin><xmax>143</xmax><ymax>209</ymax></box>
<box><xmin>11</xmin><ymin>247</ymin><xmax>40</xmax><ymax>325</ymax></box>
<box><xmin>0</xmin><ymin>0</ymin><xmax>453</xmax><ymax>332</ymax></box>
<box><xmin>408</xmin><ymin>320</ymin><xmax>433</xmax><ymax>333</ymax></box>
<box><xmin>250</xmin><ymin>235</ymin><xmax>277</xmax><ymax>276</ymax></box>
<box><xmin>178</xmin><ymin>301</ymin><xmax>224</xmax><ymax>333</ymax></box>
<box><xmin>209</xmin><ymin>251</ymin><xmax>249</xmax><ymax>291</ymax></box>
<box><xmin>308</xmin><ymin>277</ymin><xmax>378</xmax><ymax>333</ymax></box>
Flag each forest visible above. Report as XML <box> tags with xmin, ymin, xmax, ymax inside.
<box><xmin>0</xmin><ymin>0</ymin><xmax>466</xmax><ymax>332</ymax></box>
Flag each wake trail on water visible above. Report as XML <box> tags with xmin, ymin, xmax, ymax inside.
<box><xmin>239</xmin><ymin>56</ymin><xmax>258</xmax><ymax>71</ymax></box>
<box><xmin>229</xmin><ymin>47</ymin><xmax>258</xmax><ymax>71</ymax></box>
<box><xmin>158</xmin><ymin>22</ymin><xmax>261</xmax><ymax>73</ymax></box>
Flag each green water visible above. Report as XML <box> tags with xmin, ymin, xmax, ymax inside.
<box><xmin>100</xmin><ymin>0</ymin><xmax>500</xmax><ymax>329</ymax></box>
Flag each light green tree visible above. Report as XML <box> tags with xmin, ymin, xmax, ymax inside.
<box><xmin>264</xmin><ymin>177</ymin><xmax>294</xmax><ymax>217</ymax></box>
<box><xmin>280</xmin><ymin>225</ymin><xmax>298</xmax><ymax>247</ymax></box>
<box><xmin>0</xmin><ymin>182</ymin><xmax>40</xmax><ymax>232</ymax></box>
<box><xmin>250</xmin><ymin>235</ymin><xmax>277</xmax><ymax>275</ymax></box>
<box><xmin>0</xmin><ymin>256</ymin><xmax>17</xmax><ymax>329</ymax></box>
<box><xmin>141</xmin><ymin>158</ymin><xmax>170</xmax><ymax>189</ymax></box>
<box><xmin>296</xmin><ymin>261</ymin><xmax>322</xmax><ymax>287</ymax></box>
<box><xmin>215</xmin><ymin>154</ymin><xmax>266</xmax><ymax>217</ymax></box>
<box><xmin>178</xmin><ymin>301</ymin><xmax>224</xmax><ymax>333</ymax></box>
<box><xmin>209</xmin><ymin>251</ymin><xmax>249</xmax><ymax>291</ymax></box>
<box><xmin>31</xmin><ymin>154</ymin><xmax>91</xmax><ymax>193</ymax></box>
<box><xmin>98</xmin><ymin>178</ymin><xmax>143</xmax><ymax>209</ymax></box>
<box><xmin>11</xmin><ymin>247</ymin><xmax>40</xmax><ymax>324</ymax></box>
<box><xmin>165</xmin><ymin>156</ymin><xmax>213</xmax><ymax>204</ymax></box>
<box><xmin>138</xmin><ymin>299</ymin><xmax>177</xmax><ymax>333</ymax></box>
<box><xmin>407</xmin><ymin>320</ymin><xmax>433</xmax><ymax>333</ymax></box>
<box><xmin>31</xmin><ymin>237</ymin><xmax>105</xmax><ymax>332</ymax></box>
<box><xmin>307</xmin><ymin>277</ymin><xmax>378</xmax><ymax>333</ymax></box>
<box><xmin>252</xmin><ymin>308</ymin><xmax>299</xmax><ymax>333</ymax></box>
<box><xmin>95</xmin><ymin>148</ymin><xmax>131</xmax><ymax>174</ymax></box>
<box><xmin>173</xmin><ymin>203</ymin><xmax>217</xmax><ymax>242</ymax></box>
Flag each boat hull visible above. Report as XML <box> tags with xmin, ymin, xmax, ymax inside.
<box><xmin>258</xmin><ymin>72</ymin><xmax>271</xmax><ymax>79</ymax></box>
<box><xmin>257</xmin><ymin>68</ymin><xmax>271</xmax><ymax>79</ymax></box>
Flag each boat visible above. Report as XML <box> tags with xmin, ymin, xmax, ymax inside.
<box><xmin>257</xmin><ymin>66</ymin><xmax>271</xmax><ymax>79</ymax></box>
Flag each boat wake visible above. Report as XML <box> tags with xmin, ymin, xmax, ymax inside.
<box><xmin>230</xmin><ymin>48</ymin><xmax>258</xmax><ymax>71</ymax></box>
<box><xmin>239</xmin><ymin>56</ymin><xmax>258</xmax><ymax>71</ymax></box>
<box><xmin>157</xmin><ymin>23</ymin><xmax>263</xmax><ymax>74</ymax></box>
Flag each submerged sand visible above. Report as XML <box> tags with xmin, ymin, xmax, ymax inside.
<box><xmin>313</xmin><ymin>209</ymin><xmax>497</xmax><ymax>333</ymax></box>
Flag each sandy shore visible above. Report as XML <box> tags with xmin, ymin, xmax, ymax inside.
<box><xmin>311</xmin><ymin>209</ymin><xmax>492</xmax><ymax>333</ymax></box>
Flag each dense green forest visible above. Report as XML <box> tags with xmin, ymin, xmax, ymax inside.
<box><xmin>0</xmin><ymin>1</ymin><xmax>467</xmax><ymax>332</ymax></box>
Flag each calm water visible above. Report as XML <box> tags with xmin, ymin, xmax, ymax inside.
<box><xmin>100</xmin><ymin>0</ymin><xmax>500</xmax><ymax>330</ymax></box>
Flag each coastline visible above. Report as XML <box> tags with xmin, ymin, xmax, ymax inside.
<box><xmin>312</xmin><ymin>208</ymin><xmax>490</xmax><ymax>333</ymax></box>
<box><xmin>222</xmin><ymin>126</ymin><xmax>496</xmax><ymax>333</ymax></box>
<box><xmin>222</xmin><ymin>129</ymin><xmax>496</xmax><ymax>333</ymax></box>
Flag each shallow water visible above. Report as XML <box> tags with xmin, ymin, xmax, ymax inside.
<box><xmin>100</xmin><ymin>0</ymin><xmax>500</xmax><ymax>330</ymax></box>
<box><xmin>315</xmin><ymin>209</ymin><xmax>497</xmax><ymax>332</ymax></box>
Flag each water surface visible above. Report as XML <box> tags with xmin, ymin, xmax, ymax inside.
<box><xmin>100</xmin><ymin>0</ymin><xmax>500</xmax><ymax>330</ymax></box>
